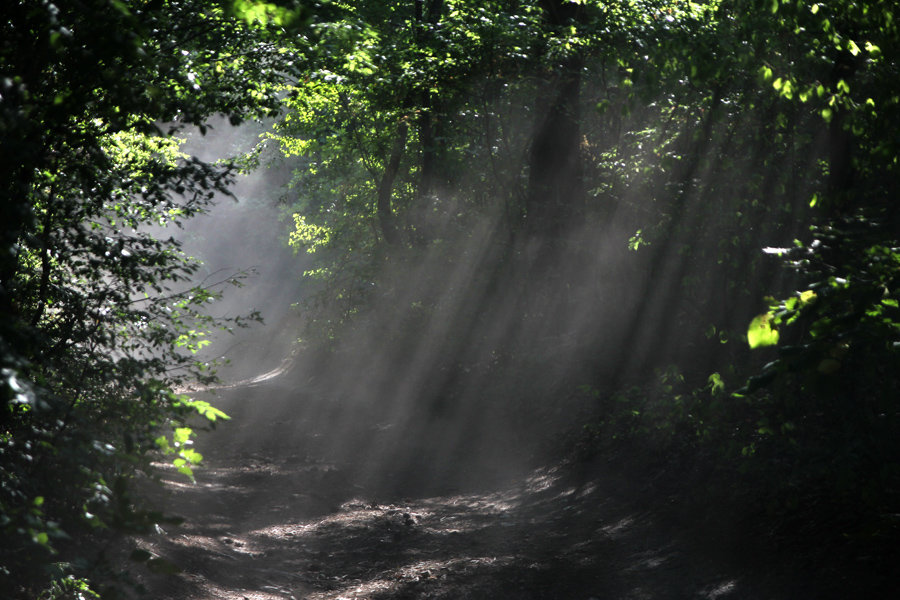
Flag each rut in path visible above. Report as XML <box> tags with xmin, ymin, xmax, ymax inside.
<box><xmin>133</xmin><ymin>379</ymin><xmax>807</xmax><ymax>600</ymax></box>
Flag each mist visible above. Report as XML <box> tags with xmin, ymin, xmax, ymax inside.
<box><xmin>9</xmin><ymin>2</ymin><xmax>895</xmax><ymax>597</ymax></box>
<box><xmin>169</xmin><ymin>120</ymin><xmax>304</xmax><ymax>384</ymax></box>
<box><xmin>167</xmin><ymin>109</ymin><xmax>775</xmax><ymax>498</ymax></box>
<box><xmin>133</xmin><ymin>86</ymin><xmax>878</xmax><ymax>599</ymax></box>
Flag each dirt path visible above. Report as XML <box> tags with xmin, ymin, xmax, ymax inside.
<box><xmin>133</xmin><ymin>379</ymin><xmax>802</xmax><ymax>600</ymax></box>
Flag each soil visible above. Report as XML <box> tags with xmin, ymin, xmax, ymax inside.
<box><xmin>130</xmin><ymin>369</ymin><xmax>860</xmax><ymax>600</ymax></box>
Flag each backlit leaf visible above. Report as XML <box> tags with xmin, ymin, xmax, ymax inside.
<box><xmin>747</xmin><ymin>313</ymin><xmax>780</xmax><ymax>349</ymax></box>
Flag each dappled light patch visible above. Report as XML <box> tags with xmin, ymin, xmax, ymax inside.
<box><xmin>703</xmin><ymin>579</ymin><xmax>739</xmax><ymax>599</ymax></box>
<box><xmin>134</xmin><ymin>385</ymin><xmax>771</xmax><ymax>600</ymax></box>
<box><xmin>522</xmin><ymin>469</ymin><xmax>560</xmax><ymax>493</ymax></box>
<box><xmin>192</xmin><ymin>583</ymin><xmax>290</xmax><ymax>600</ymax></box>
<box><xmin>170</xmin><ymin>532</ymin><xmax>263</xmax><ymax>559</ymax></box>
<box><xmin>302</xmin><ymin>556</ymin><xmax>521</xmax><ymax>600</ymax></box>
<box><xmin>624</xmin><ymin>547</ymin><xmax>674</xmax><ymax>572</ymax></box>
<box><xmin>600</xmin><ymin>515</ymin><xmax>638</xmax><ymax>539</ymax></box>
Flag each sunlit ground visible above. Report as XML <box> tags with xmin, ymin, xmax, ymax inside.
<box><xmin>136</xmin><ymin>401</ymin><xmax>756</xmax><ymax>600</ymax></box>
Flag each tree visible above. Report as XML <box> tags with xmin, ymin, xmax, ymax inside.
<box><xmin>523</xmin><ymin>0</ymin><xmax>586</xmax><ymax>238</ymax></box>
<box><xmin>730</xmin><ymin>0</ymin><xmax>900</xmax><ymax>530</ymax></box>
<box><xmin>576</xmin><ymin>1</ymin><xmax>899</xmax><ymax>571</ymax></box>
<box><xmin>276</xmin><ymin>0</ymin><xmax>899</xmax><ymax>556</ymax></box>
<box><xmin>269</xmin><ymin>1</ymin><xmax>542</xmax><ymax>327</ymax></box>
<box><xmin>0</xmin><ymin>1</ymin><xmax>301</xmax><ymax>595</ymax></box>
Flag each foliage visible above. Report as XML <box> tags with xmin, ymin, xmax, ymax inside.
<box><xmin>269</xmin><ymin>0</ymin><xmax>900</xmax><ymax>576</ymax></box>
<box><xmin>725</xmin><ymin>0</ymin><xmax>900</xmax><ymax>537</ymax></box>
<box><xmin>0</xmin><ymin>0</ymin><xmax>296</xmax><ymax>596</ymax></box>
<box><xmin>5</xmin><ymin>0</ymin><xmax>893</xmax><ymax>592</ymax></box>
<box><xmin>270</xmin><ymin>0</ymin><xmax>696</xmax><ymax>334</ymax></box>
<box><xmin>570</xmin><ymin>1</ymin><xmax>900</xmax><ymax>567</ymax></box>
<box><xmin>271</xmin><ymin>0</ymin><xmax>898</xmax><ymax>478</ymax></box>
<box><xmin>735</xmin><ymin>213</ymin><xmax>900</xmax><ymax>525</ymax></box>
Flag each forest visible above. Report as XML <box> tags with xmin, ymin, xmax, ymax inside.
<box><xmin>2</xmin><ymin>0</ymin><xmax>898</xmax><ymax>598</ymax></box>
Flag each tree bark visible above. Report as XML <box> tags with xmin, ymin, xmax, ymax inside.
<box><xmin>524</xmin><ymin>0</ymin><xmax>585</xmax><ymax>239</ymax></box>
<box><xmin>414</xmin><ymin>0</ymin><xmax>445</xmax><ymax>245</ymax></box>
<box><xmin>825</xmin><ymin>50</ymin><xmax>858</xmax><ymax>210</ymax></box>
<box><xmin>376</xmin><ymin>120</ymin><xmax>409</xmax><ymax>246</ymax></box>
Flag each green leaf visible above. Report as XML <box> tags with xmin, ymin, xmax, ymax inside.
<box><xmin>177</xmin><ymin>398</ymin><xmax>231</xmax><ymax>422</ymax></box>
<box><xmin>747</xmin><ymin>313</ymin><xmax>780</xmax><ymax>349</ymax></box>
<box><xmin>181</xmin><ymin>448</ymin><xmax>203</xmax><ymax>465</ymax></box>
<box><xmin>173</xmin><ymin>427</ymin><xmax>192</xmax><ymax>446</ymax></box>
<box><xmin>708</xmin><ymin>372</ymin><xmax>725</xmax><ymax>395</ymax></box>
<box><xmin>799</xmin><ymin>290</ymin><xmax>816</xmax><ymax>305</ymax></box>
<box><xmin>33</xmin><ymin>531</ymin><xmax>50</xmax><ymax>546</ymax></box>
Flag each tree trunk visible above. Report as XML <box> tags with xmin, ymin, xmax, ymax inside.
<box><xmin>414</xmin><ymin>0</ymin><xmax>445</xmax><ymax>245</ymax></box>
<box><xmin>524</xmin><ymin>0</ymin><xmax>585</xmax><ymax>239</ymax></box>
<box><xmin>376</xmin><ymin>120</ymin><xmax>409</xmax><ymax>246</ymax></box>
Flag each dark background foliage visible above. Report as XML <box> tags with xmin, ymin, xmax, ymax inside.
<box><xmin>1</xmin><ymin>1</ymin><xmax>299</xmax><ymax>596</ymax></box>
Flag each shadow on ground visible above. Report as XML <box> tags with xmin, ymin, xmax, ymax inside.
<box><xmin>133</xmin><ymin>377</ymin><xmax>817</xmax><ymax>600</ymax></box>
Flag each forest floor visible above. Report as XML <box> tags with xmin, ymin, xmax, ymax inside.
<box><xmin>131</xmin><ymin>370</ymin><xmax>863</xmax><ymax>600</ymax></box>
